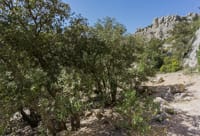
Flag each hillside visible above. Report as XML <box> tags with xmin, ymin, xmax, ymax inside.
<box><xmin>135</xmin><ymin>13</ymin><xmax>200</xmax><ymax>135</ymax></box>
<box><xmin>134</xmin><ymin>13</ymin><xmax>199</xmax><ymax>40</ymax></box>
<box><xmin>1</xmin><ymin>1</ymin><xmax>200</xmax><ymax>135</ymax></box>
<box><xmin>135</xmin><ymin>13</ymin><xmax>200</xmax><ymax>70</ymax></box>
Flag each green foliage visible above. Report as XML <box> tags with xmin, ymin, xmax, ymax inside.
<box><xmin>198</xmin><ymin>50</ymin><xmax>200</xmax><ymax>71</ymax></box>
<box><xmin>88</xmin><ymin>17</ymin><xmax>144</xmax><ymax>103</ymax></box>
<box><xmin>0</xmin><ymin>0</ymin><xmax>73</xmax><ymax>130</ymax></box>
<box><xmin>117</xmin><ymin>90</ymin><xmax>158</xmax><ymax>134</ymax></box>
<box><xmin>142</xmin><ymin>38</ymin><xmax>164</xmax><ymax>70</ymax></box>
<box><xmin>159</xmin><ymin>18</ymin><xmax>200</xmax><ymax>72</ymax></box>
<box><xmin>53</xmin><ymin>69</ymin><xmax>84</xmax><ymax>121</ymax></box>
<box><xmin>0</xmin><ymin>125</ymin><xmax>5</xmax><ymax>135</ymax></box>
<box><xmin>0</xmin><ymin>0</ymin><xmax>159</xmax><ymax>134</ymax></box>
<box><xmin>160</xmin><ymin>57</ymin><xmax>181</xmax><ymax>72</ymax></box>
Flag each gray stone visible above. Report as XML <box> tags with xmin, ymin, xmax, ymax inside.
<box><xmin>154</xmin><ymin>97</ymin><xmax>168</xmax><ymax>105</ymax></box>
<box><xmin>183</xmin><ymin>28</ymin><xmax>200</xmax><ymax>68</ymax></box>
<box><xmin>56</xmin><ymin>130</ymin><xmax>69</xmax><ymax>136</ymax></box>
<box><xmin>134</xmin><ymin>13</ymin><xmax>200</xmax><ymax>40</ymax></box>
<box><xmin>10</xmin><ymin>112</ymin><xmax>22</xmax><ymax>121</ymax></box>
<box><xmin>152</xmin><ymin>112</ymin><xmax>168</xmax><ymax>123</ymax></box>
<box><xmin>85</xmin><ymin>111</ymin><xmax>93</xmax><ymax>117</ymax></box>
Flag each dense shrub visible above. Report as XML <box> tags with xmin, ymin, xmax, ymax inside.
<box><xmin>0</xmin><ymin>0</ymin><xmax>161</xmax><ymax>135</ymax></box>
<box><xmin>160</xmin><ymin>57</ymin><xmax>181</xmax><ymax>72</ymax></box>
<box><xmin>117</xmin><ymin>90</ymin><xmax>158</xmax><ymax>135</ymax></box>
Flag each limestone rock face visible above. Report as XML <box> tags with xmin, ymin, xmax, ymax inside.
<box><xmin>135</xmin><ymin>13</ymin><xmax>200</xmax><ymax>68</ymax></box>
<box><xmin>183</xmin><ymin>28</ymin><xmax>200</xmax><ymax>68</ymax></box>
<box><xmin>135</xmin><ymin>13</ymin><xmax>199</xmax><ymax>40</ymax></box>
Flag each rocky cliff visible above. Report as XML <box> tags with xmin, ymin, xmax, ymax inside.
<box><xmin>135</xmin><ymin>13</ymin><xmax>200</xmax><ymax>68</ymax></box>
<box><xmin>135</xmin><ymin>13</ymin><xmax>199</xmax><ymax>40</ymax></box>
<box><xmin>183</xmin><ymin>28</ymin><xmax>200</xmax><ymax>68</ymax></box>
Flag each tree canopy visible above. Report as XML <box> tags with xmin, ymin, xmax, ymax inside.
<box><xmin>0</xmin><ymin>1</ymin><xmax>160</xmax><ymax>135</ymax></box>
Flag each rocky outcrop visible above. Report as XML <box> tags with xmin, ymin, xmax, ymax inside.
<box><xmin>135</xmin><ymin>13</ymin><xmax>199</xmax><ymax>40</ymax></box>
<box><xmin>183</xmin><ymin>28</ymin><xmax>200</xmax><ymax>68</ymax></box>
<box><xmin>4</xmin><ymin>113</ymin><xmax>40</xmax><ymax>136</ymax></box>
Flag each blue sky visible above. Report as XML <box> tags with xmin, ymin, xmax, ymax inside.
<box><xmin>64</xmin><ymin>0</ymin><xmax>200</xmax><ymax>33</ymax></box>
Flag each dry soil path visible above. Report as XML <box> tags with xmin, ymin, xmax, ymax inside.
<box><xmin>151</xmin><ymin>72</ymin><xmax>200</xmax><ymax>136</ymax></box>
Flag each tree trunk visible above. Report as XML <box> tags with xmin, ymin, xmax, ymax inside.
<box><xmin>70</xmin><ymin>113</ymin><xmax>80</xmax><ymax>131</ymax></box>
<box><xmin>110</xmin><ymin>79</ymin><xmax>117</xmax><ymax>104</ymax></box>
<box><xmin>94</xmin><ymin>79</ymin><xmax>103</xmax><ymax>98</ymax></box>
<box><xmin>20</xmin><ymin>107</ymin><xmax>41</xmax><ymax>128</ymax></box>
<box><xmin>46</xmin><ymin>118</ymin><xmax>67</xmax><ymax>136</ymax></box>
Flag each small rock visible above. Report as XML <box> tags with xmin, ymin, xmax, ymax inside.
<box><xmin>154</xmin><ymin>97</ymin><xmax>168</xmax><ymax>105</ymax></box>
<box><xmin>170</xmin><ymin>84</ymin><xmax>186</xmax><ymax>94</ymax></box>
<box><xmin>56</xmin><ymin>130</ymin><xmax>69</xmax><ymax>136</ymax></box>
<box><xmin>98</xmin><ymin>131</ymin><xmax>110</xmax><ymax>136</ymax></box>
<box><xmin>101</xmin><ymin>117</ymin><xmax>111</xmax><ymax>125</ymax></box>
<box><xmin>104</xmin><ymin>109</ymin><xmax>113</xmax><ymax>118</ymax></box>
<box><xmin>174</xmin><ymin>93</ymin><xmax>191</xmax><ymax>101</ymax></box>
<box><xmin>10</xmin><ymin>112</ymin><xmax>22</xmax><ymax>121</ymax></box>
<box><xmin>94</xmin><ymin>109</ymin><xmax>104</xmax><ymax>120</ymax></box>
<box><xmin>85</xmin><ymin>111</ymin><xmax>93</xmax><ymax>117</ymax></box>
<box><xmin>152</xmin><ymin>112</ymin><xmax>168</xmax><ymax>123</ymax></box>
<box><xmin>182</xmin><ymin>96</ymin><xmax>193</xmax><ymax>101</ymax></box>
<box><xmin>157</xmin><ymin>77</ymin><xmax>165</xmax><ymax>84</ymax></box>
<box><xmin>164</xmin><ymin>106</ymin><xmax>176</xmax><ymax>115</ymax></box>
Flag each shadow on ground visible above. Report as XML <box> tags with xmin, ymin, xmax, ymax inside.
<box><xmin>167</xmin><ymin>112</ymin><xmax>200</xmax><ymax>136</ymax></box>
